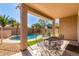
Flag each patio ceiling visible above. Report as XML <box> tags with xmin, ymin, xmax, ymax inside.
<box><xmin>26</xmin><ymin>3</ymin><xmax>79</xmax><ymax>19</ymax></box>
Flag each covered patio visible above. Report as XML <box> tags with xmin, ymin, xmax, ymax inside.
<box><xmin>19</xmin><ymin>3</ymin><xmax>79</xmax><ymax>56</ymax></box>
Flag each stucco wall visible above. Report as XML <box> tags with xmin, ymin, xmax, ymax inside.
<box><xmin>0</xmin><ymin>29</ymin><xmax>12</xmax><ymax>38</ymax></box>
<box><xmin>0</xmin><ymin>27</ymin><xmax>19</xmax><ymax>38</ymax></box>
<box><xmin>60</xmin><ymin>15</ymin><xmax>77</xmax><ymax>40</ymax></box>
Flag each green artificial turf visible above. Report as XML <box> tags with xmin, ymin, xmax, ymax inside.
<box><xmin>28</xmin><ymin>38</ymin><xmax>43</xmax><ymax>46</ymax></box>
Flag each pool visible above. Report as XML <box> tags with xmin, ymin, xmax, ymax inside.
<box><xmin>10</xmin><ymin>34</ymin><xmax>39</xmax><ymax>40</ymax></box>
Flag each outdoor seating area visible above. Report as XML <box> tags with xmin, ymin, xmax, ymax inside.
<box><xmin>11</xmin><ymin>39</ymin><xmax>79</xmax><ymax>56</ymax></box>
<box><xmin>0</xmin><ymin>3</ymin><xmax>79</xmax><ymax>56</ymax></box>
<box><xmin>0</xmin><ymin>36</ymin><xmax>78</xmax><ymax>56</ymax></box>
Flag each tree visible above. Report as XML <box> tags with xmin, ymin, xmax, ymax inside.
<box><xmin>0</xmin><ymin>15</ymin><xmax>9</xmax><ymax>27</ymax></box>
<box><xmin>16</xmin><ymin>22</ymin><xmax>20</xmax><ymax>35</ymax></box>
<box><xmin>55</xmin><ymin>23</ymin><xmax>59</xmax><ymax>33</ymax></box>
<box><xmin>47</xmin><ymin>23</ymin><xmax>52</xmax><ymax>29</ymax></box>
<box><xmin>8</xmin><ymin>18</ymin><xmax>20</xmax><ymax>35</ymax></box>
<box><xmin>56</xmin><ymin>23</ymin><xmax>59</xmax><ymax>29</ymax></box>
<box><xmin>0</xmin><ymin>15</ymin><xmax>10</xmax><ymax>44</ymax></box>
<box><xmin>0</xmin><ymin>15</ymin><xmax>19</xmax><ymax>44</ymax></box>
<box><xmin>32</xmin><ymin>23</ymin><xmax>42</xmax><ymax>29</ymax></box>
<box><xmin>39</xmin><ymin>19</ymin><xmax>48</xmax><ymax>28</ymax></box>
<box><xmin>8</xmin><ymin>18</ymin><xmax>17</xmax><ymax>27</ymax></box>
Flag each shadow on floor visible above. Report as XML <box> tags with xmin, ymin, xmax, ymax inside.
<box><xmin>66</xmin><ymin>44</ymin><xmax>79</xmax><ymax>53</ymax></box>
<box><xmin>21</xmin><ymin>49</ymin><xmax>32</xmax><ymax>56</ymax></box>
<box><xmin>66</xmin><ymin>40</ymin><xmax>79</xmax><ymax>54</ymax></box>
<box><xmin>62</xmin><ymin>40</ymin><xmax>79</xmax><ymax>56</ymax></box>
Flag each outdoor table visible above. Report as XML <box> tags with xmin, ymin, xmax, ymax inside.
<box><xmin>44</xmin><ymin>36</ymin><xmax>59</xmax><ymax>50</ymax></box>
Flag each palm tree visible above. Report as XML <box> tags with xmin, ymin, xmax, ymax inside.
<box><xmin>0</xmin><ymin>15</ymin><xmax>9</xmax><ymax>44</ymax></box>
<box><xmin>9</xmin><ymin>19</ymin><xmax>20</xmax><ymax>35</ymax></box>
<box><xmin>32</xmin><ymin>23</ymin><xmax>42</xmax><ymax>29</ymax></box>
<box><xmin>39</xmin><ymin>19</ymin><xmax>48</xmax><ymax>28</ymax></box>
<box><xmin>8</xmin><ymin>18</ymin><xmax>17</xmax><ymax>27</ymax></box>
<box><xmin>16</xmin><ymin>22</ymin><xmax>20</xmax><ymax>35</ymax></box>
<box><xmin>0</xmin><ymin>15</ymin><xmax>9</xmax><ymax>27</ymax></box>
<box><xmin>31</xmin><ymin>23</ymin><xmax>42</xmax><ymax>33</ymax></box>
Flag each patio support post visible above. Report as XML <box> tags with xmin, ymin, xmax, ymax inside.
<box><xmin>20</xmin><ymin>4</ymin><xmax>28</xmax><ymax>51</ymax></box>
<box><xmin>52</xmin><ymin>19</ymin><xmax>55</xmax><ymax>36</ymax></box>
<box><xmin>77</xmin><ymin>10</ymin><xmax>79</xmax><ymax>42</ymax></box>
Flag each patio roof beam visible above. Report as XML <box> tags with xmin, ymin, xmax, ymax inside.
<box><xmin>25</xmin><ymin>4</ymin><xmax>54</xmax><ymax>20</ymax></box>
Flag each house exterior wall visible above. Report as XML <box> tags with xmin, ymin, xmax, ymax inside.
<box><xmin>60</xmin><ymin>15</ymin><xmax>77</xmax><ymax>40</ymax></box>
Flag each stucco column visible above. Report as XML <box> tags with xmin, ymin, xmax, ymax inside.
<box><xmin>20</xmin><ymin>4</ymin><xmax>28</xmax><ymax>50</ymax></box>
<box><xmin>52</xmin><ymin>19</ymin><xmax>55</xmax><ymax>36</ymax></box>
<box><xmin>77</xmin><ymin>10</ymin><xmax>79</xmax><ymax>41</ymax></box>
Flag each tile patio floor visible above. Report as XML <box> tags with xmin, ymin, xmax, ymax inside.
<box><xmin>0</xmin><ymin>40</ymin><xmax>79</xmax><ymax>56</ymax></box>
<box><xmin>11</xmin><ymin>40</ymin><xmax>79</xmax><ymax>56</ymax></box>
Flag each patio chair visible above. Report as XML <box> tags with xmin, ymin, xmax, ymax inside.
<box><xmin>32</xmin><ymin>34</ymin><xmax>64</xmax><ymax>56</ymax></box>
<box><xmin>36</xmin><ymin>38</ymin><xmax>62</xmax><ymax>56</ymax></box>
<box><xmin>35</xmin><ymin>38</ymin><xmax>53</xmax><ymax>56</ymax></box>
<box><xmin>51</xmin><ymin>34</ymin><xmax>64</xmax><ymax>48</ymax></box>
<box><xmin>50</xmin><ymin>34</ymin><xmax>64</xmax><ymax>55</ymax></box>
<box><xmin>40</xmin><ymin>40</ymin><xmax>63</xmax><ymax>56</ymax></box>
<box><xmin>43</xmin><ymin>34</ymin><xmax>64</xmax><ymax>55</ymax></box>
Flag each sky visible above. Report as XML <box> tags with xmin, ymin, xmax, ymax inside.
<box><xmin>28</xmin><ymin>14</ymin><xmax>39</xmax><ymax>27</ymax></box>
<box><xmin>0</xmin><ymin>3</ymin><xmax>20</xmax><ymax>22</ymax></box>
<box><xmin>0</xmin><ymin>3</ymin><xmax>59</xmax><ymax>27</ymax></box>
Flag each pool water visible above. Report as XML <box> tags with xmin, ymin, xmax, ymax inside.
<box><xmin>10</xmin><ymin>34</ymin><xmax>39</xmax><ymax>40</ymax></box>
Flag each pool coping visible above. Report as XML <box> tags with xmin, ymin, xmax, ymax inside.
<box><xmin>3</xmin><ymin>35</ymin><xmax>42</xmax><ymax>43</ymax></box>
